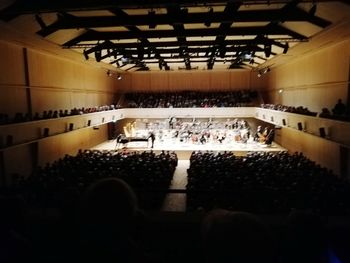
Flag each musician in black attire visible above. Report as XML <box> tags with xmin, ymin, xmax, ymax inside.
<box><xmin>149</xmin><ymin>132</ymin><xmax>155</xmax><ymax>148</ymax></box>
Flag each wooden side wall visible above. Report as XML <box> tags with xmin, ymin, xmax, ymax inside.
<box><xmin>275</xmin><ymin>127</ymin><xmax>341</xmax><ymax>175</ymax></box>
<box><xmin>264</xmin><ymin>39</ymin><xmax>350</xmax><ymax>113</ymax></box>
<box><xmin>117</xmin><ymin>70</ymin><xmax>268</xmax><ymax>93</ymax></box>
<box><xmin>0</xmin><ymin>40</ymin><xmax>117</xmax><ymax>184</ymax></box>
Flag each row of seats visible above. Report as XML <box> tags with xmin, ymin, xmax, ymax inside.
<box><xmin>124</xmin><ymin>90</ymin><xmax>258</xmax><ymax>108</ymax></box>
<box><xmin>261</xmin><ymin>100</ymin><xmax>349</xmax><ymax>121</ymax></box>
<box><xmin>12</xmin><ymin>149</ymin><xmax>178</xmax><ymax>210</ymax></box>
<box><xmin>260</xmin><ymin>103</ymin><xmax>317</xmax><ymax>116</ymax></box>
<box><xmin>187</xmin><ymin>151</ymin><xmax>350</xmax><ymax>214</ymax></box>
<box><xmin>1</xmin><ymin>179</ymin><xmax>336</xmax><ymax>263</ymax></box>
<box><xmin>0</xmin><ymin>104</ymin><xmax>122</xmax><ymax>125</ymax></box>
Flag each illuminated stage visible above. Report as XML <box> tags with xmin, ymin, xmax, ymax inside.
<box><xmin>93</xmin><ymin>136</ymin><xmax>287</xmax><ymax>159</ymax></box>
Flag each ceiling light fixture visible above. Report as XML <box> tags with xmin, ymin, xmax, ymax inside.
<box><xmin>95</xmin><ymin>49</ymin><xmax>102</xmax><ymax>62</ymax></box>
<box><xmin>257</xmin><ymin>67</ymin><xmax>270</xmax><ymax>77</ymax></box>
<box><xmin>264</xmin><ymin>43</ymin><xmax>271</xmax><ymax>58</ymax></box>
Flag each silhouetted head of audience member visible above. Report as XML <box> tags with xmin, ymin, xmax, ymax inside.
<box><xmin>281</xmin><ymin>210</ymin><xmax>327</xmax><ymax>263</ymax></box>
<box><xmin>201</xmin><ymin>209</ymin><xmax>275</xmax><ymax>263</ymax></box>
<box><xmin>80</xmin><ymin>178</ymin><xmax>138</xmax><ymax>231</ymax></box>
<box><xmin>78</xmin><ymin>178</ymin><xmax>147</xmax><ymax>263</ymax></box>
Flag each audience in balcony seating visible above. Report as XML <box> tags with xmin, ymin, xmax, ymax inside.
<box><xmin>262</xmin><ymin>101</ymin><xmax>350</xmax><ymax>121</ymax></box>
<box><xmin>187</xmin><ymin>151</ymin><xmax>350</xmax><ymax>214</ymax></box>
<box><xmin>261</xmin><ymin>103</ymin><xmax>317</xmax><ymax>116</ymax></box>
<box><xmin>124</xmin><ymin>90</ymin><xmax>258</xmax><ymax>108</ymax></box>
<box><xmin>201</xmin><ymin>209</ymin><xmax>275</xmax><ymax>263</ymax></box>
<box><xmin>332</xmin><ymin>99</ymin><xmax>347</xmax><ymax>116</ymax></box>
<box><xmin>0</xmin><ymin>104</ymin><xmax>122</xmax><ymax>125</ymax></box>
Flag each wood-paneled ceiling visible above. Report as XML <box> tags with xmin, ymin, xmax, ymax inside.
<box><xmin>1</xmin><ymin>0</ymin><xmax>349</xmax><ymax>72</ymax></box>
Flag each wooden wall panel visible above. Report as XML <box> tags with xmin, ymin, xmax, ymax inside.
<box><xmin>0</xmin><ymin>86</ymin><xmax>28</xmax><ymax>117</ymax></box>
<box><xmin>131</xmin><ymin>73</ymin><xmax>151</xmax><ymax>91</ymax></box>
<box><xmin>31</xmin><ymin>88</ymin><xmax>71</xmax><ymax>113</ymax></box>
<box><xmin>70</xmin><ymin>91</ymin><xmax>87</xmax><ymax>109</ymax></box>
<box><xmin>266</xmin><ymin>40</ymin><xmax>350</xmax><ymax>112</ymax></box>
<box><xmin>191</xmin><ymin>72</ymin><xmax>210</xmax><ymax>91</ymax></box>
<box><xmin>229</xmin><ymin>70</ymin><xmax>251</xmax><ymax>90</ymax></box>
<box><xmin>209</xmin><ymin>71</ymin><xmax>230</xmax><ymax>90</ymax></box>
<box><xmin>167</xmin><ymin>72</ymin><xmax>190</xmax><ymax>90</ymax></box>
<box><xmin>0</xmin><ymin>41</ymin><xmax>26</xmax><ymax>86</ymax></box>
<box><xmin>119</xmin><ymin>70</ymin><xmax>262</xmax><ymax>94</ymax></box>
<box><xmin>276</xmin><ymin>127</ymin><xmax>340</xmax><ymax>175</ymax></box>
<box><xmin>150</xmin><ymin>72</ymin><xmax>169</xmax><ymax>91</ymax></box>
<box><xmin>38</xmin><ymin>124</ymin><xmax>108</xmax><ymax>166</ymax></box>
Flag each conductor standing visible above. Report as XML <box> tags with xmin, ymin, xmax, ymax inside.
<box><xmin>149</xmin><ymin>131</ymin><xmax>155</xmax><ymax>148</ymax></box>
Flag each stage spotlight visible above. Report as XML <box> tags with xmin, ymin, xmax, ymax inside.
<box><xmin>264</xmin><ymin>43</ymin><xmax>271</xmax><ymax>58</ymax></box>
<box><xmin>95</xmin><ymin>49</ymin><xmax>102</xmax><ymax>62</ymax></box>
<box><xmin>106</xmin><ymin>70</ymin><xmax>112</xmax><ymax>77</ymax></box>
<box><xmin>117</xmin><ymin>74</ymin><xmax>122</xmax><ymax>80</ymax></box>
<box><xmin>283</xmin><ymin>43</ymin><xmax>289</xmax><ymax>54</ymax></box>
<box><xmin>83</xmin><ymin>49</ymin><xmax>89</xmax><ymax>60</ymax></box>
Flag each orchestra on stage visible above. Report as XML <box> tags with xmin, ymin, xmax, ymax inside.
<box><xmin>115</xmin><ymin>117</ymin><xmax>275</xmax><ymax>149</ymax></box>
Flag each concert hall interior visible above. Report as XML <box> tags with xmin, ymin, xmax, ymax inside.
<box><xmin>0</xmin><ymin>1</ymin><xmax>350</xmax><ymax>262</ymax></box>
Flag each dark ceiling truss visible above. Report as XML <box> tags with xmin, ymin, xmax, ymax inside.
<box><xmin>35</xmin><ymin>8</ymin><xmax>330</xmax><ymax>38</ymax></box>
<box><xmin>0</xmin><ymin>0</ymin><xmax>333</xmax><ymax>70</ymax></box>
<box><xmin>0</xmin><ymin>0</ymin><xmax>342</xmax><ymax>18</ymax></box>
<box><xmin>62</xmin><ymin>24</ymin><xmax>307</xmax><ymax>47</ymax></box>
<box><xmin>65</xmin><ymin>38</ymin><xmax>297</xmax><ymax>49</ymax></box>
<box><xmin>166</xmin><ymin>4</ymin><xmax>191</xmax><ymax>70</ymax></box>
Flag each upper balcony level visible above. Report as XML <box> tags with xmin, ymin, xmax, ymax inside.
<box><xmin>1</xmin><ymin>107</ymin><xmax>349</xmax><ymax>150</ymax></box>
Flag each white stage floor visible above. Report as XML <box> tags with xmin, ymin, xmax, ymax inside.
<box><xmin>92</xmin><ymin>137</ymin><xmax>287</xmax><ymax>155</ymax></box>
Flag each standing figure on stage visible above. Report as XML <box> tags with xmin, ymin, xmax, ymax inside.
<box><xmin>115</xmin><ymin>133</ymin><xmax>123</xmax><ymax>149</ymax></box>
<box><xmin>148</xmin><ymin>131</ymin><xmax>156</xmax><ymax>148</ymax></box>
<box><xmin>169</xmin><ymin>116</ymin><xmax>176</xmax><ymax>129</ymax></box>
<box><xmin>200</xmin><ymin>133</ymin><xmax>207</xmax><ymax>144</ymax></box>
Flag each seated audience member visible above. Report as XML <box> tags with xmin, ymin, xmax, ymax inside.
<box><xmin>280</xmin><ymin>210</ymin><xmax>327</xmax><ymax>263</ymax></box>
<box><xmin>78</xmin><ymin>178</ymin><xmax>147</xmax><ymax>263</ymax></box>
<box><xmin>332</xmin><ymin>99</ymin><xmax>346</xmax><ymax>116</ymax></box>
<box><xmin>201</xmin><ymin>209</ymin><xmax>275</xmax><ymax>263</ymax></box>
<box><xmin>319</xmin><ymin>107</ymin><xmax>331</xmax><ymax>118</ymax></box>
<box><xmin>265</xmin><ymin>128</ymin><xmax>275</xmax><ymax>145</ymax></box>
<box><xmin>0</xmin><ymin>195</ymin><xmax>34</xmax><ymax>263</ymax></box>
